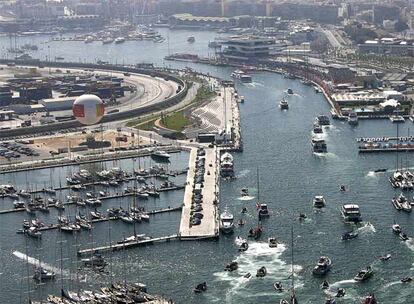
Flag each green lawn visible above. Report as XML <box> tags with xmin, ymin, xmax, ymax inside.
<box><xmin>161</xmin><ymin>112</ymin><xmax>190</xmax><ymax>132</ymax></box>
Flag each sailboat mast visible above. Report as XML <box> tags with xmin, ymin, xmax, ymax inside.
<box><xmin>257</xmin><ymin>167</ymin><xmax>260</xmax><ymax>202</ymax></box>
<box><xmin>291</xmin><ymin>226</ymin><xmax>295</xmax><ymax>293</ymax></box>
<box><xmin>396</xmin><ymin>122</ymin><xmax>399</xmax><ymax>171</ymax></box>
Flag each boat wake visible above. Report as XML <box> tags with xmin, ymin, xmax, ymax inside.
<box><xmin>313</xmin><ymin>152</ymin><xmax>337</xmax><ymax>158</ymax></box>
<box><xmin>13</xmin><ymin>250</ymin><xmax>66</xmax><ymax>276</ymax></box>
<box><xmin>357</xmin><ymin>222</ymin><xmax>376</xmax><ymax>234</ymax></box>
<box><xmin>237</xmin><ymin>195</ymin><xmax>255</xmax><ymax>201</ymax></box>
<box><xmin>404</xmin><ymin>237</ymin><xmax>414</xmax><ymax>252</ymax></box>
<box><xmin>328</xmin><ymin>279</ymin><xmax>356</xmax><ymax>289</ymax></box>
<box><xmin>211</xmin><ymin>242</ymin><xmax>302</xmax><ymax>303</ymax></box>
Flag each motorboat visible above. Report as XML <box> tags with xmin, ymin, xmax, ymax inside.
<box><xmin>268</xmin><ymin>237</ymin><xmax>278</xmax><ymax>248</ymax></box>
<box><xmin>325</xmin><ymin>299</ymin><xmax>336</xmax><ymax>304</ymax></box>
<box><xmin>389</xmin><ymin>115</ymin><xmax>405</xmax><ymax>123</ymax></box>
<box><xmin>258</xmin><ymin>203</ymin><xmax>269</xmax><ymax>218</ymax></box>
<box><xmin>340</xmin><ymin>185</ymin><xmax>346</xmax><ymax>192</ymax></box>
<box><xmin>312</xmin><ymin>256</ymin><xmax>332</xmax><ymax>276</ymax></box>
<box><xmin>187</xmin><ymin>36</ymin><xmax>195</xmax><ymax>43</ymax></box>
<box><xmin>102</xmin><ymin>38</ymin><xmax>114</xmax><ymax>44</ymax></box>
<box><xmin>341</xmin><ymin>204</ymin><xmax>362</xmax><ymax>222</ymax></box>
<box><xmin>273</xmin><ymin>281</ymin><xmax>283</xmax><ymax>292</ymax></box>
<box><xmin>321</xmin><ymin>280</ymin><xmax>329</xmax><ymax>289</ymax></box>
<box><xmin>392</xmin><ymin>193</ymin><xmax>407</xmax><ymax>210</ymax></box>
<box><xmin>379</xmin><ymin>254</ymin><xmax>392</xmax><ymax>261</ymax></box>
<box><xmin>248</xmin><ymin>225</ymin><xmax>263</xmax><ymax>240</ymax></box>
<box><xmin>33</xmin><ymin>267</ymin><xmax>55</xmax><ymax>281</ymax></box>
<box><xmin>335</xmin><ymin>288</ymin><xmax>345</xmax><ymax>298</ymax></box>
<box><xmin>280</xmin><ymin>98</ymin><xmax>289</xmax><ymax>110</ymax></box>
<box><xmin>399</xmin><ymin>232</ymin><xmax>409</xmax><ymax>241</ymax></box>
<box><xmin>238</xmin><ymin>241</ymin><xmax>249</xmax><ymax>252</ymax></box>
<box><xmin>224</xmin><ymin>261</ymin><xmax>238</xmax><ymax>272</ymax></box>
<box><xmin>401</xmin><ymin>277</ymin><xmax>412</xmax><ymax>283</ymax></box>
<box><xmin>401</xmin><ymin>199</ymin><xmax>412</xmax><ymax>212</ymax></box>
<box><xmin>114</xmin><ymin>37</ymin><xmax>126</xmax><ymax>44</ymax></box>
<box><xmin>81</xmin><ymin>254</ymin><xmax>106</xmax><ymax>267</ymax></box>
<box><xmin>348</xmin><ymin>112</ymin><xmax>358</xmax><ymax>125</ymax></box>
<box><xmin>90</xmin><ymin>210</ymin><xmax>103</xmax><ymax>219</ymax></box>
<box><xmin>256</xmin><ymin>266</ymin><xmax>267</xmax><ymax>277</ymax></box>
<box><xmin>311</xmin><ymin>135</ymin><xmax>327</xmax><ymax>153</ymax></box>
<box><xmin>151</xmin><ymin>150</ymin><xmax>171</xmax><ymax>162</ymax></box>
<box><xmin>241</xmin><ymin>188</ymin><xmax>249</xmax><ymax>196</ymax></box>
<box><xmin>299</xmin><ymin>213</ymin><xmax>307</xmax><ymax>220</ymax></box>
<box><xmin>287</xmin><ymin>88</ymin><xmax>293</xmax><ymax>95</ymax></box>
<box><xmin>26</xmin><ymin>227</ymin><xmax>42</xmax><ymax>238</ymax></box>
<box><xmin>231</xmin><ymin>69</ymin><xmax>252</xmax><ymax>83</ymax></box>
<box><xmin>354</xmin><ymin>266</ymin><xmax>373</xmax><ymax>281</ymax></box>
<box><xmin>374</xmin><ymin>168</ymin><xmax>387</xmax><ymax>173</ymax></box>
<box><xmin>316</xmin><ymin>115</ymin><xmax>330</xmax><ymax>126</ymax></box>
<box><xmin>237</xmin><ymin>219</ymin><xmax>245</xmax><ymax>226</ymax></box>
<box><xmin>362</xmin><ymin>294</ymin><xmax>377</xmax><ymax>304</ymax></box>
<box><xmin>313</xmin><ymin>195</ymin><xmax>326</xmax><ymax>208</ymax></box>
<box><xmin>341</xmin><ymin>231</ymin><xmax>358</xmax><ymax>241</ymax></box>
<box><xmin>244</xmin><ymin>272</ymin><xmax>251</xmax><ymax>278</ymax></box>
<box><xmin>219</xmin><ymin>208</ymin><xmax>234</xmax><ymax>234</ymax></box>
<box><xmin>117</xmin><ymin>234</ymin><xmax>149</xmax><ymax>244</ymax></box>
<box><xmin>392</xmin><ymin>223</ymin><xmax>402</xmax><ymax>234</ymax></box>
<box><xmin>13</xmin><ymin>201</ymin><xmax>25</xmax><ymax>209</ymax></box>
<box><xmin>193</xmin><ymin>282</ymin><xmax>207</xmax><ymax>293</ymax></box>
<box><xmin>313</xmin><ymin>123</ymin><xmax>323</xmax><ymax>134</ymax></box>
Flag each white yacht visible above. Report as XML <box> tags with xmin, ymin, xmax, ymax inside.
<box><xmin>220</xmin><ymin>208</ymin><xmax>234</xmax><ymax>234</ymax></box>
<box><xmin>311</xmin><ymin>135</ymin><xmax>327</xmax><ymax>153</ymax></box>
<box><xmin>279</xmin><ymin>98</ymin><xmax>289</xmax><ymax>110</ymax></box>
<box><xmin>389</xmin><ymin>115</ymin><xmax>405</xmax><ymax>123</ymax></box>
<box><xmin>231</xmin><ymin>70</ymin><xmax>252</xmax><ymax>83</ymax></box>
<box><xmin>114</xmin><ymin>37</ymin><xmax>126</xmax><ymax>44</ymax></box>
<box><xmin>313</xmin><ymin>195</ymin><xmax>326</xmax><ymax>208</ymax></box>
<box><xmin>220</xmin><ymin>152</ymin><xmax>234</xmax><ymax>177</ymax></box>
<box><xmin>341</xmin><ymin>204</ymin><xmax>362</xmax><ymax>222</ymax></box>
<box><xmin>151</xmin><ymin>150</ymin><xmax>171</xmax><ymax>161</ymax></box>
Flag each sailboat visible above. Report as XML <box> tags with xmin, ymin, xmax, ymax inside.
<box><xmin>280</xmin><ymin>227</ymin><xmax>299</xmax><ymax>304</ymax></box>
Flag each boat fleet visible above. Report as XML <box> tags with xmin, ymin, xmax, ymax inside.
<box><xmin>311</xmin><ymin>115</ymin><xmax>329</xmax><ymax>153</ymax></box>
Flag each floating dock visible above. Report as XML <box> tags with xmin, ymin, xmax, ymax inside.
<box><xmin>178</xmin><ymin>147</ymin><xmax>219</xmax><ymax>240</ymax></box>
<box><xmin>77</xmin><ymin>234</ymin><xmax>179</xmax><ymax>256</ymax></box>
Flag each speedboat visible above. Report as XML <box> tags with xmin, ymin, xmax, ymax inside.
<box><xmin>273</xmin><ymin>281</ymin><xmax>283</xmax><ymax>292</ymax></box>
<box><xmin>316</xmin><ymin>115</ymin><xmax>330</xmax><ymax>126</ymax></box>
<box><xmin>341</xmin><ymin>231</ymin><xmax>358</xmax><ymax>241</ymax></box>
<box><xmin>241</xmin><ymin>188</ymin><xmax>249</xmax><ymax>197</ymax></box>
<box><xmin>311</xmin><ymin>135</ymin><xmax>327</xmax><ymax>153</ymax></box>
<box><xmin>193</xmin><ymin>282</ymin><xmax>207</xmax><ymax>293</ymax></box>
<box><xmin>313</xmin><ymin>195</ymin><xmax>326</xmax><ymax>208</ymax></box>
<box><xmin>150</xmin><ymin>150</ymin><xmax>171</xmax><ymax>162</ymax></box>
<box><xmin>313</xmin><ymin>123</ymin><xmax>323</xmax><ymax>134</ymax></box>
<box><xmin>362</xmin><ymin>294</ymin><xmax>377</xmax><ymax>304</ymax></box>
<box><xmin>287</xmin><ymin>88</ymin><xmax>293</xmax><ymax>95</ymax></box>
<box><xmin>335</xmin><ymin>288</ymin><xmax>345</xmax><ymax>298</ymax></box>
<box><xmin>312</xmin><ymin>256</ymin><xmax>332</xmax><ymax>276</ymax></box>
<box><xmin>224</xmin><ymin>261</ymin><xmax>238</xmax><ymax>272</ymax></box>
<box><xmin>256</xmin><ymin>266</ymin><xmax>267</xmax><ymax>277</ymax></box>
<box><xmin>33</xmin><ymin>267</ymin><xmax>55</xmax><ymax>281</ymax></box>
<box><xmin>258</xmin><ymin>203</ymin><xmax>269</xmax><ymax>218</ymax></box>
<box><xmin>401</xmin><ymin>277</ymin><xmax>412</xmax><ymax>283</ymax></box>
<box><xmin>341</xmin><ymin>204</ymin><xmax>362</xmax><ymax>222</ymax></box>
<box><xmin>354</xmin><ymin>266</ymin><xmax>373</xmax><ymax>281</ymax></box>
<box><xmin>268</xmin><ymin>237</ymin><xmax>278</xmax><ymax>248</ymax></box>
<box><xmin>238</xmin><ymin>241</ymin><xmax>249</xmax><ymax>252</ymax></box>
<box><xmin>399</xmin><ymin>232</ymin><xmax>409</xmax><ymax>241</ymax></box>
<box><xmin>321</xmin><ymin>280</ymin><xmax>329</xmax><ymax>289</ymax></box>
<box><xmin>379</xmin><ymin>254</ymin><xmax>391</xmax><ymax>261</ymax></box>
<box><xmin>279</xmin><ymin>98</ymin><xmax>289</xmax><ymax>110</ymax></box>
<box><xmin>220</xmin><ymin>208</ymin><xmax>234</xmax><ymax>234</ymax></box>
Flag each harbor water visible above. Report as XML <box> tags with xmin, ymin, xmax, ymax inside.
<box><xmin>0</xmin><ymin>29</ymin><xmax>413</xmax><ymax>303</ymax></box>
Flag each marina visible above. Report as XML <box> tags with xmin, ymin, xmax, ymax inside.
<box><xmin>0</xmin><ymin>26</ymin><xmax>413</xmax><ymax>304</ymax></box>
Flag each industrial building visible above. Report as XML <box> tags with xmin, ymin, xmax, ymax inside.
<box><xmin>39</xmin><ymin>97</ymin><xmax>76</xmax><ymax>111</ymax></box>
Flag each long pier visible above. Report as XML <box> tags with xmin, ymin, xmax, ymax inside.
<box><xmin>19</xmin><ymin>206</ymin><xmax>183</xmax><ymax>232</ymax></box>
<box><xmin>178</xmin><ymin>147</ymin><xmax>219</xmax><ymax>240</ymax></box>
<box><xmin>359</xmin><ymin>147</ymin><xmax>414</xmax><ymax>153</ymax></box>
<box><xmin>356</xmin><ymin>136</ymin><xmax>414</xmax><ymax>143</ymax></box>
<box><xmin>0</xmin><ymin>147</ymin><xmax>182</xmax><ymax>174</ymax></box>
<box><xmin>77</xmin><ymin>234</ymin><xmax>179</xmax><ymax>255</ymax></box>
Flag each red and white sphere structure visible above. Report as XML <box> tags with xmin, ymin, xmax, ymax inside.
<box><xmin>72</xmin><ymin>94</ymin><xmax>105</xmax><ymax>125</ymax></box>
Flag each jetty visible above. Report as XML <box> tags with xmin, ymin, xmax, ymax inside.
<box><xmin>178</xmin><ymin>147</ymin><xmax>219</xmax><ymax>240</ymax></box>
<box><xmin>77</xmin><ymin>234</ymin><xmax>179</xmax><ymax>255</ymax></box>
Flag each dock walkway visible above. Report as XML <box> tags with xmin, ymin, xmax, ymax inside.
<box><xmin>179</xmin><ymin>147</ymin><xmax>219</xmax><ymax>240</ymax></box>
